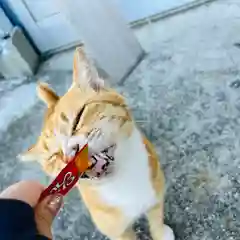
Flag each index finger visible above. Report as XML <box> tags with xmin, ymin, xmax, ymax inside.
<box><xmin>0</xmin><ymin>181</ymin><xmax>45</xmax><ymax>207</ymax></box>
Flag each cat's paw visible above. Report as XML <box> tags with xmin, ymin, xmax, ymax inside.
<box><xmin>163</xmin><ymin>224</ymin><xmax>175</xmax><ymax>240</ymax></box>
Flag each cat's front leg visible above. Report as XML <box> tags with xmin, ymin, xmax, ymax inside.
<box><xmin>147</xmin><ymin>203</ymin><xmax>175</xmax><ymax>240</ymax></box>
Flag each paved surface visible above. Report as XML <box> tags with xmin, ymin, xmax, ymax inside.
<box><xmin>1</xmin><ymin>0</ymin><xmax>240</xmax><ymax>239</ymax></box>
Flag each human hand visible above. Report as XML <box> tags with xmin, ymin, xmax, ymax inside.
<box><xmin>0</xmin><ymin>181</ymin><xmax>63</xmax><ymax>239</ymax></box>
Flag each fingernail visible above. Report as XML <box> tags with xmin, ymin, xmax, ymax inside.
<box><xmin>47</xmin><ymin>194</ymin><xmax>63</xmax><ymax>214</ymax></box>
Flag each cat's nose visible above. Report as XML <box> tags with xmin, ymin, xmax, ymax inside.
<box><xmin>59</xmin><ymin>148</ymin><xmax>70</xmax><ymax>164</ymax></box>
<box><xmin>62</xmin><ymin>144</ymin><xmax>79</xmax><ymax>164</ymax></box>
<box><xmin>63</xmin><ymin>155</ymin><xmax>71</xmax><ymax>164</ymax></box>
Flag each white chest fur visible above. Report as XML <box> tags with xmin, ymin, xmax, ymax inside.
<box><xmin>96</xmin><ymin>128</ymin><xmax>158</xmax><ymax>220</ymax></box>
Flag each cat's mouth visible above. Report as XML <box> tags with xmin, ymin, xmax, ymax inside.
<box><xmin>81</xmin><ymin>144</ymin><xmax>116</xmax><ymax>179</ymax></box>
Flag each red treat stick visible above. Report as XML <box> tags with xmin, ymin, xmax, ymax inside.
<box><xmin>39</xmin><ymin>144</ymin><xmax>89</xmax><ymax>201</ymax></box>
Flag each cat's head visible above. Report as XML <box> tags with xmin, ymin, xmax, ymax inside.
<box><xmin>20</xmin><ymin>48</ymin><xmax>133</xmax><ymax>178</ymax></box>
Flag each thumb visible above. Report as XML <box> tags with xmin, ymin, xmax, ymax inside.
<box><xmin>34</xmin><ymin>194</ymin><xmax>63</xmax><ymax>238</ymax></box>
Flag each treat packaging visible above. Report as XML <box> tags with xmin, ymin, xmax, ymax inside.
<box><xmin>39</xmin><ymin>144</ymin><xmax>89</xmax><ymax>201</ymax></box>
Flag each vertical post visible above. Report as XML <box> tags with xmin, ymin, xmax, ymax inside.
<box><xmin>58</xmin><ymin>0</ymin><xmax>144</xmax><ymax>82</ymax></box>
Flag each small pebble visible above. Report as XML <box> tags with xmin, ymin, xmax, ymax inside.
<box><xmin>229</xmin><ymin>80</ymin><xmax>240</xmax><ymax>89</ymax></box>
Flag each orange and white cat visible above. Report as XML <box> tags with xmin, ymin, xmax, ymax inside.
<box><xmin>20</xmin><ymin>48</ymin><xmax>174</xmax><ymax>240</ymax></box>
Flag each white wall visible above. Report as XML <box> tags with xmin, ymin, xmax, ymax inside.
<box><xmin>0</xmin><ymin>8</ymin><xmax>12</xmax><ymax>33</ymax></box>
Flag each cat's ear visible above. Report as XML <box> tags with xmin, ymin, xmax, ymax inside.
<box><xmin>37</xmin><ymin>82</ymin><xmax>59</xmax><ymax>107</ymax></box>
<box><xmin>18</xmin><ymin>144</ymin><xmax>41</xmax><ymax>162</ymax></box>
<box><xmin>72</xmin><ymin>47</ymin><xmax>104</xmax><ymax>91</ymax></box>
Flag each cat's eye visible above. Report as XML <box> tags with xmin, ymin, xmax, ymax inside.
<box><xmin>72</xmin><ymin>105</ymin><xmax>86</xmax><ymax>134</ymax></box>
<box><xmin>42</xmin><ymin>141</ymin><xmax>49</xmax><ymax>151</ymax></box>
<box><xmin>60</xmin><ymin>112</ymin><xmax>69</xmax><ymax>123</ymax></box>
<box><xmin>48</xmin><ymin>153</ymin><xmax>58</xmax><ymax>163</ymax></box>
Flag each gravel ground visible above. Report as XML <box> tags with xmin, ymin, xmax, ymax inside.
<box><xmin>1</xmin><ymin>1</ymin><xmax>240</xmax><ymax>239</ymax></box>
